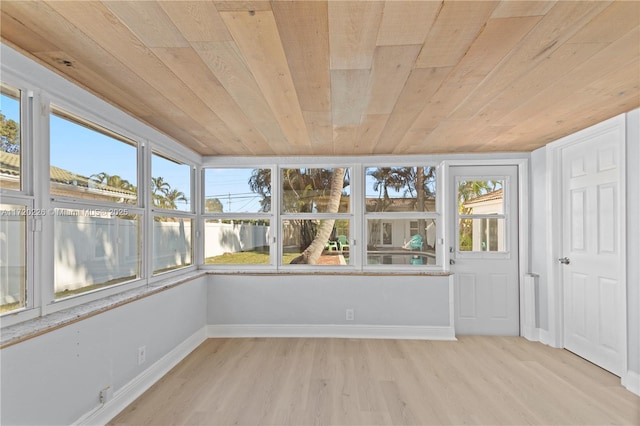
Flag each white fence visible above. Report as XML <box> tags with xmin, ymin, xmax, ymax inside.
<box><xmin>204</xmin><ymin>221</ymin><xmax>270</xmax><ymax>259</ymax></box>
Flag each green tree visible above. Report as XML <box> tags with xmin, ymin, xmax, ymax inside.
<box><xmin>205</xmin><ymin>198</ymin><xmax>224</xmax><ymax>213</ymax></box>
<box><xmin>0</xmin><ymin>111</ymin><xmax>20</xmax><ymax>154</ymax></box>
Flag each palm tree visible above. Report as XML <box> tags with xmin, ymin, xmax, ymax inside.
<box><xmin>162</xmin><ymin>188</ymin><xmax>188</xmax><ymax>210</ymax></box>
<box><xmin>290</xmin><ymin>167</ymin><xmax>346</xmax><ymax>264</ymax></box>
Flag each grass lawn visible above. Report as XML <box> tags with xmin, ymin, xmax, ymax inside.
<box><xmin>205</xmin><ymin>251</ymin><xmax>300</xmax><ymax>265</ymax></box>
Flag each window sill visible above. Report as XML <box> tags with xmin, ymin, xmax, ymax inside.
<box><xmin>205</xmin><ymin>270</ymin><xmax>452</xmax><ymax>277</ymax></box>
<box><xmin>0</xmin><ymin>270</ymin><xmax>206</xmax><ymax>349</ymax></box>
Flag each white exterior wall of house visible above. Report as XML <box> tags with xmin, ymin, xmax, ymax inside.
<box><xmin>467</xmin><ymin>199</ymin><xmax>505</xmax><ymax>252</ymax></box>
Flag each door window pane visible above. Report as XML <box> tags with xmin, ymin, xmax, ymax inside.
<box><xmin>205</xmin><ymin>219</ymin><xmax>271</xmax><ymax>264</ymax></box>
<box><xmin>50</xmin><ymin>111</ymin><xmax>137</xmax><ymax>204</ymax></box>
<box><xmin>282</xmin><ymin>168</ymin><xmax>350</xmax><ymax>213</ymax></box>
<box><xmin>282</xmin><ymin>219</ymin><xmax>350</xmax><ymax>265</ymax></box>
<box><xmin>0</xmin><ymin>204</ymin><xmax>26</xmax><ymax>313</ymax></box>
<box><xmin>205</xmin><ymin>168</ymin><xmax>270</xmax><ymax>213</ymax></box>
<box><xmin>153</xmin><ymin>217</ymin><xmax>192</xmax><ymax>274</ymax></box>
<box><xmin>0</xmin><ymin>85</ymin><xmax>21</xmax><ymax>191</ymax></box>
<box><xmin>152</xmin><ymin>153</ymin><xmax>191</xmax><ymax>211</ymax></box>
<box><xmin>54</xmin><ymin>209</ymin><xmax>140</xmax><ymax>299</ymax></box>
<box><xmin>458</xmin><ymin>180</ymin><xmax>504</xmax><ymax>214</ymax></box>
<box><xmin>366</xmin><ymin>218</ymin><xmax>436</xmax><ymax>265</ymax></box>
<box><xmin>458</xmin><ymin>218</ymin><xmax>505</xmax><ymax>252</ymax></box>
<box><xmin>365</xmin><ymin>166</ymin><xmax>436</xmax><ymax>212</ymax></box>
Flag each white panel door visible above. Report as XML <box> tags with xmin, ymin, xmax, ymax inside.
<box><xmin>450</xmin><ymin>166</ymin><xmax>519</xmax><ymax>335</ymax></box>
<box><xmin>561</xmin><ymin>128</ymin><xmax>626</xmax><ymax>376</ymax></box>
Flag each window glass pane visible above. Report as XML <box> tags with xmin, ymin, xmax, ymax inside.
<box><xmin>365</xmin><ymin>166</ymin><xmax>436</xmax><ymax>213</ymax></box>
<box><xmin>282</xmin><ymin>167</ymin><xmax>350</xmax><ymax>213</ymax></box>
<box><xmin>282</xmin><ymin>219</ymin><xmax>350</xmax><ymax>265</ymax></box>
<box><xmin>0</xmin><ymin>85</ymin><xmax>21</xmax><ymax>191</ymax></box>
<box><xmin>205</xmin><ymin>168</ymin><xmax>270</xmax><ymax>213</ymax></box>
<box><xmin>153</xmin><ymin>217</ymin><xmax>192</xmax><ymax>274</ymax></box>
<box><xmin>366</xmin><ymin>218</ymin><xmax>436</xmax><ymax>265</ymax></box>
<box><xmin>54</xmin><ymin>208</ymin><xmax>140</xmax><ymax>299</ymax></box>
<box><xmin>205</xmin><ymin>219</ymin><xmax>271</xmax><ymax>264</ymax></box>
<box><xmin>0</xmin><ymin>204</ymin><xmax>26</xmax><ymax>313</ymax></box>
<box><xmin>458</xmin><ymin>218</ymin><xmax>505</xmax><ymax>252</ymax></box>
<box><xmin>458</xmin><ymin>180</ymin><xmax>504</xmax><ymax>214</ymax></box>
<box><xmin>152</xmin><ymin>153</ymin><xmax>191</xmax><ymax>211</ymax></box>
<box><xmin>50</xmin><ymin>111</ymin><xmax>137</xmax><ymax>204</ymax></box>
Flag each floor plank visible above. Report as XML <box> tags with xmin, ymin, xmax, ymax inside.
<box><xmin>109</xmin><ymin>337</ymin><xmax>640</xmax><ymax>426</ymax></box>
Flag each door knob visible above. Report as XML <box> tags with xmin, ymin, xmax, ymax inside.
<box><xmin>449</xmin><ymin>259</ymin><xmax>456</xmax><ymax>265</ymax></box>
<box><xmin>558</xmin><ymin>257</ymin><xmax>570</xmax><ymax>265</ymax></box>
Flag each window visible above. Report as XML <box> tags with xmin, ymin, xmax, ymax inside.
<box><xmin>50</xmin><ymin>109</ymin><xmax>143</xmax><ymax>299</ymax></box>
<box><xmin>0</xmin><ymin>84</ymin><xmax>21</xmax><ymax>191</ymax></box>
<box><xmin>152</xmin><ymin>153</ymin><xmax>191</xmax><ymax>212</ymax></box>
<box><xmin>152</xmin><ymin>152</ymin><xmax>194</xmax><ymax>275</ymax></box>
<box><xmin>50</xmin><ymin>109</ymin><xmax>137</xmax><ymax>204</ymax></box>
<box><xmin>203</xmin><ymin>168</ymin><xmax>272</xmax><ymax>265</ymax></box>
<box><xmin>457</xmin><ymin>179</ymin><xmax>505</xmax><ymax>252</ymax></box>
<box><xmin>281</xmin><ymin>167</ymin><xmax>351</xmax><ymax>267</ymax></box>
<box><xmin>0</xmin><ymin>204</ymin><xmax>27</xmax><ymax>313</ymax></box>
<box><xmin>365</xmin><ymin>166</ymin><xmax>438</xmax><ymax>266</ymax></box>
<box><xmin>54</xmin><ymin>209</ymin><xmax>141</xmax><ymax>299</ymax></box>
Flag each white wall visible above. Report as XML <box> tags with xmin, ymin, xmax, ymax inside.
<box><xmin>530</xmin><ymin>147</ymin><xmax>548</xmax><ymax>330</ymax></box>
<box><xmin>0</xmin><ymin>277</ymin><xmax>207</xmax><ymax>426</ymax></box>
<box><xmin>207</xmin><ymin>274</ymin><xmax>451</xmax><ymax>331</ymax></box>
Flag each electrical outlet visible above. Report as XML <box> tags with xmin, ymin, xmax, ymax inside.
<box><xmin>346</xmin><ymin>308</ymin><xmax>355</xmax><ymax>321</ymax></box>
<box><xmin>138</xmin><ymin>346</ymin><xmax>146</xmax><ymax>365</ymax></box>
<box><xmin>99</xmin><ymin>386</ymin><xmax>112</xmax><ymax>404</ymax></box>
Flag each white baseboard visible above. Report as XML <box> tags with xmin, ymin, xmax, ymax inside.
<box><xmin>74</xmin><ymin>326</ymin><xmax>207</xmax><ymax>426</ymax></box>
<box><xmin>622</xmin><ymin>370</ymin><xmax>640</xmax><ymax>397</ymax></box>
<box><xmin>207</xmin><ymin>324</ymin><xmax>456</xmax><ymax>341</ymax></box>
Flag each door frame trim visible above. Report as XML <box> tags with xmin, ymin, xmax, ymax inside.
<box><xmin>545</xmin><ymin>113</ymin><xmax>627</xmax><ymax>375</ymax></box>
<box><xmin>445</xmin><ymin>159</ymin><xmax>529</xmax><ymax>337</ymax></box>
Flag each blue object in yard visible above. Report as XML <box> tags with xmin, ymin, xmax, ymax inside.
<box><xmin>410</xmin><ymin>255</ymin><xmax>423</xmax><ymax>265</ymax></box>
<box><xmin>407</xmin><ymin>234</ymin><xmax>423</xmax><ymax>251</ymax></box>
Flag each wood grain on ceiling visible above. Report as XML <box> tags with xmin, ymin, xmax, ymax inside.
<box><xmin>1</xmin><ymin>1</ymin><xmax>638</xmax><ymax>156</ymax></box>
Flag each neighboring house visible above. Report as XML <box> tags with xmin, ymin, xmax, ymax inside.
<box><xmin>0</xmin><ymin>151</ymin><xmax>136</xmax><ymax>203</ymax></box>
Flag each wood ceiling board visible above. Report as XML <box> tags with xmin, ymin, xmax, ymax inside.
<box><xmin>303</xmin><ymin>111</ymin><xmax>333</xmax><ymax>155</ymax></box>
<box><xmin>447</xmin><ymin>0</ymin><xmax>613</xmax><ymax>121</ymax></box>
<box><xmin>567</xmin><ymin>1</ymin><xmax>640</xmax><ymax>44</ymax></box>
<box><xmin>142</xmin><ymin>113</ymin><xmax>218</xmax><ymax>153</ymax></box>
<box><xmin>272</xmin><ymin>0</ymin><xmax>331</xmax><ymax>113</ymax></box>
<box><xmin>0</xmin><ymin>11</ymin><xmax>59</xmax><ymax>53</ymax></box>
<box><xmin>374</xmin><ymin>66</ymin><xmax>452</xmax><ymax>153</ymax></box>
<box><xmin>193</xmin><ymin>41</ymin><xmax>290</xmax><ymax>152</ymax></box>
<box><xmin>493</xmin><ymin>27</ymin><xmax>640</xmax><ymax>129</ymax></box>
<box><xmin>467</xmin><ymin>42</ymin><xmax>609</xmax><ymax>129</ymax></box>
<box><xmin>35</xmin><ymin>50</ymin><xmax>153</xmax><ymax>117</ymax></box>
<box><xmin>375</xmin><ymin>1</ymin><xmax>441</xmax><ymax>46</ymax></box>
<box><xmin>395</xmin><ymin>15</ymin><xmax>540</xmax><ymax>152</ymax></box>
<box><xmin>331</xmin><ymin>69</ymin><xmax>371</xmax><ymax>128</ymax></box>
<box><xmin>214</xmin><ymin>1</ymin><xmax>272</xmax><ymax>12</ymax></box>
<box><xmin>490</xmin><ymin>1</ymin><xmax>557</xmax><ymax>18</ymax></box>
<box><xmin>103</xmin><ymin>1</ymin><xmax>190</xmax><ymax>48</ymax></box>
<box><xmin>151</xmin><ymin>47</ymin><xmax>273</xmax><ymax>155</ymax></box>
<box><xmin>332</xmin><ymin>126</ymin><xmax>359</xmax><ymax>155</ymax></box>
<box><xmin>415</xmin><ymin>1</ymin><xmax>499</xmax><ymax>68</ymax></box>
<box><xmin>220</xmin><ymin>10</ymin><xmax>312</xmax><ymax>150</ymax></box>
<box><xmin>354</xmin><ymin>114</ymin><xmax>388</xmax><ymax>154</ymax></box>
<box><xmin>0</xmin><ymin>2</ymin><xmax>171</xmax><ymax>117</ymax></box>
<box><xmin>159</xmin><ymin>1</ymin><xmax>232</xmax><ymax>42</ymax></box>
<box><xmin>328</xmin><ymin>1</ymin><xmax>384</xmax><ymax>70</ymax></box>
<box><xmin>47</xmin><ymin>1</ymin><xmax>241</xmax><ymax>150</ymax></box>
<box><xmin>366</xmin><ymin>45</ymin><xmax>421</xmax><ymax>115</ymax></box>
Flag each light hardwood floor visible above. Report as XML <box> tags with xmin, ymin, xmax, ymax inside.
<box><xmin>110</xmin><ymin>337</ymin><xmax>639</xmax><ymax>425</ymax></box>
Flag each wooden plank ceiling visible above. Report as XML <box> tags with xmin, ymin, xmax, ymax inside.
<box><xmin>1</xmin><ymin>1</ymin><xmax>638</xmax><ymax>156</ymax></box>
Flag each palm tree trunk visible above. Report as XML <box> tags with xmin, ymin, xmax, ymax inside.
<box><xmin>291</xmin><ymin>168</ymin><xmax>345</xmax><ymax>264</ymax></box>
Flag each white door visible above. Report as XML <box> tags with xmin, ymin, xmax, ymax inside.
<box><xmin>561</xmin><ymin>127</ymin><xmax>626</xmax><ymax>376</ymax></box>
<box><xmin>450</xmin><ymin>165</ymin><xmax>519</xmax><ymax>335</ymax></box>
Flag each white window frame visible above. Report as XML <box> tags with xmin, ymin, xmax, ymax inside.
<box><xmin>200</xmin><ymin>166</ymin><xmax>276</xmax><ymax>270</ymax></box>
